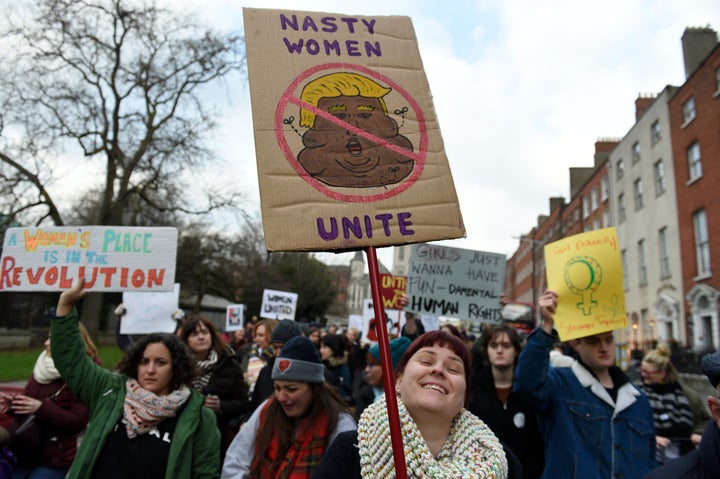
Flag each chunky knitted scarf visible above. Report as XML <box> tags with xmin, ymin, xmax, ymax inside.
<box><xmin>358</xmin><ymin>396</ymin><xmax>508</xmax><ymax>479</ymax></box>
<box><xmin>122</xmin><ymin>378</ymin><xmax>190</xmax><ymax>438</ymax></box>
<box><xmin>32</xmin><ymin>350</ymin><xmax>61</xmax><ymax>384</ymax></box>
<box><xmin>192</xmin><ymin>349</ymin><xmax>218</xmax><ymax>391</ymax></box>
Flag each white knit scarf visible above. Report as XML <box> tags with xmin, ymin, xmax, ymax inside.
<box><xmin>358</xmin><ymin>395</ymin><xmax>508</xmax><ymax>479</ymax></box>
<box><xmin>32</xmin><ymin>350</ymin><xmax>61</xmax><ymax>384</ymax></box>
<box><xmin>122</xmin><ymin>378</ymin><xmax>191</xmax><ymax>438</ymax></box>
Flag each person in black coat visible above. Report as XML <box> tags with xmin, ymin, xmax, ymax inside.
<box><xmin>641</xmin><ymin>351</ymin><xmax>720</xmax><ymax>479</ymax></box>
<box><xmin>469</xmin><ymin>324</ymin><xmax>544</xmax><ymax>479</ymax></box>
<box><xmin>179</xmin><ymin>315</ymin><xmax>250</xmax><ymax>457</ymax></box>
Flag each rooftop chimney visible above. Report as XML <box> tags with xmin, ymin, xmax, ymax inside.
<box><xmin>634</xmin><ymin>95</ymin><xmax>655</xmax><ymax>121</ymax></box>
<box><xmin>682</xmin><ymin>27</ymin><xmax>719</xmax><ymax>78</ymax></box>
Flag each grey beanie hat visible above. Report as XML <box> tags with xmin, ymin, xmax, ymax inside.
<box><xmin>271</xmin><ymin>336</ymin><xmax>325</xmax><ymax>384</ymax></box>
<box><xmin>270</xmin><ymin>319</ymin><xmax>302</xmax><ymax>344</ymax></box>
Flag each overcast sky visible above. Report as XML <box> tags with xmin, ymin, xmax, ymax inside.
<box><xmin>38</xmin><ymin>0</ymin><xmax>720</xmax><ymax>270</ymax></box>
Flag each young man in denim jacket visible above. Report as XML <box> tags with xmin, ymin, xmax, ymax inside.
<box><xmin>514</xmin><ymin>290</ymin><xmax>657</xmax><ymax>478</ymax></box>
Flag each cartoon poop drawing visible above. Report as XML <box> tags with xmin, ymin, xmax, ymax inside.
<box><xmin>297</xmin><ymin>72</ymin><xmax>414</xmax><ymax>188</ymax></box>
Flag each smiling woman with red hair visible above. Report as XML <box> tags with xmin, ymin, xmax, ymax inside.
<box><xmin>314</xmin><ymin>331</ymin><xmax>509</xmax><ymax>478</ymax></box>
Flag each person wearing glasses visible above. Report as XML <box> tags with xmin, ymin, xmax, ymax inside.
<box><xmin>514</xmin><ymin>289</ymin><xmax>657</xmax><ymax>479</ymax></box>
<box><xmin>635</xmin><ymin>345</ymin><xmax>711</xmax><ymax>463</ymax></box>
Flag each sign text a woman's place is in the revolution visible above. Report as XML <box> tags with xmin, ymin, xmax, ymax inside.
<box><xmin>0</xmin><ymin>226</ymin><xmax>177</xmax><ymax>292</ymax></box>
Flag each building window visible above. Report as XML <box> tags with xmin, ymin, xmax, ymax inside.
<box><xmin>638</xmin><ymin>239</ymin><xmax>647</xmax><ymax>286</ymax></box>
<box><xmin>688</xmin><ymin>142</ymin><xmax>702</xmax><ymax>182</ymax></box>
<box><xmin>601</xmin><ymin>175</ymin><xmax>608</xmax><ymax>202</ymax></box>
<box><xmin>659</xmin><ymin>227</ymin><xmax>670</xmax><ymax>278</ymax></box>
<box><xmin>631</xmin><ymin>142</ymin><xmax>641</xmax><ymax>164</ymax></box>
<box><xmin>654</xmin><ymin>160</ymin><xmax>666</xmax><ymax>195</ymax></box>
<box><xmin>693</xmin><ymin>209</ymin><xmax>711</xmax><ymax>276</ymax></box>
<box><xmin>651</xmin><ymin>120</ymin><xmax>662</xmax><ymax>144</ymax></box>
<box><xmin>616</xmin><ymin>159</ymin><xmax>624</xmax><ymax>180</ymax></box>
<box><xmin>603</xmin><ymin>209</ymin><xmax>610</xmax><ymax>228</ymax></box>
<box><xmin>618</xmin><ymin>193</ymin><xmax>626</xmax><ymax>223</ymax></box>
<box><xmin>621</xmin><ymin>249</ymin><xmax>628</xmax><ymax>290</ymax></box>
<box><xmin>591</xmin><ymin>188</ymin><xmax>598</xmax><ymax>211</ymax></box>
<box><xmin>593</xmin><ymin>217</ymin><xmax>600</xmax><ymax>230</ymax></box>
<box><xmin>583</xmin><ymin>196</ymin><xmax>590</xmax><ymax>219</ymax></box>
<box><xmin>682</xmin><ymin>97</ymin><xmax>696</xmax><ymax>125</ymax></box>
<box><xmin>633</xmin><ymin>178</ymin><xmax>644</xmax><ymax>210</ymax></box>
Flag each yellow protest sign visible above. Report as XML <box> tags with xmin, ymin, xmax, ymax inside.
<box><xmin>543</xmin><ymin>227</ymin><xmax>627</xmax><ymax>341</ymax></box>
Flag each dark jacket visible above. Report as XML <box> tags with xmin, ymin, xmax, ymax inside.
<box><xmin>205</xmin><ymin>350</ymin><xmax>250</xmax><ymax>430</ymax></box>
<box><xmin>9</xmin><ymin>375</ymin><xmax>89</xmax><ymax>469</ymax></box>
<box><xmin>352</xmin><ymin>383</ymin><xmax>377</xmax><ymax>419</ymax></box>
<box><xmin>642</xmin><ymin>421</ymin><xmax>720</xmax><ymax>479</ymax></box>
<box><xmin>642</xmin><ymin>450</ymin><xmax>703</xmax><ymax>479</ymax></box>
<box><xmin>469</xmin><ymin>366</ymin><xmax>544</xmax><ymax>478</ymax></box>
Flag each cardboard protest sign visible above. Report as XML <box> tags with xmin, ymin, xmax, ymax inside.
<box><xmin>120</xmin><ymin>283</ymin><xmax>180</xmax><ymax>334</ymax></box>
<box><xmin>362</xmin><ymin>298</ymin><xmax>401</xmax><ymax>343</ymax></box>
<box><xmin>226</xmin><ymin>304</ymin><xmax>245</xmax><ymax>331</ymax></box>
<box><xmin>380</xmin><ymin>274</ymin><xmax>407</xmax><ymax>309</ymax></box>
<box><xmin>0</xmin><ymin>226</ymin><xmax>177</xmax><ymax>292</ymax></box>
<box><xmin>260</xmin><ymin>289</ymin><xmax>298</xmax><ymax>320</ymax></box>
<box><xmin>543</xmin><ymin>227</ymin><xmax>627</xmax><ymax>341</ymax></box>
<box><xmin>243</xmin><ymin>8</ymin><xmax>465</xmax><ymax>252</ymax></box>
<box><xmin>406</xmin><ymin>243</ymin><xmax>505</xmax><ymax>323</ymax></box>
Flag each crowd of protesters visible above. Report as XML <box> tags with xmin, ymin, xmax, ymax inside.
<box><xmin>1</xmin><ymin>281</ymin><xmax>719</xmax><ymax>478</ymax></box>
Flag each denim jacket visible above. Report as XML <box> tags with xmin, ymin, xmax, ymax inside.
<box><xmin>514</xmin><ymin>328</ymin><xmax>657</xmax><ymax>479</ymax></box>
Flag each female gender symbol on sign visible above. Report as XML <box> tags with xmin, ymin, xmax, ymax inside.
<box><xmin>275</xmin><ymin>63</ymin><xmax>428</xmax><ymax>203</ymax></box>
<box><xmin>563</xmin><ymin>255</ymin><xmax>603</xmax><ymax>315</ymax></box>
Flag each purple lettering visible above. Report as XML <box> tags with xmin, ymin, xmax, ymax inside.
<box><xmin>320</xmin><ymin>17</ymin><xmax>337</xmax><ymax>32</ymax></box>
<box><xmin>316</xmin><ymin>212</ymin><xmax>414</xmax><ymax>242</ymax></box>
<box><xmin>398</xmin><ymin>212</ymin><xmax>414</xmax><ymax>235</ymax></box>
<box><xmin>324</xmin><ymin>40</ymin><xmax>341</xmax><ymax>56</ymax></box>
<box><xmin>282</xmin><ymin>38</ymin><xmax>304</xmax><ymax>53</ymax></box>
<box><xmin>365</xmin><ymin>41</ymin><xmax>381</xmax><ymax>57</ymax></box>
<box><xmin>375</xmin><ymin>214</ymin><xmax>393</xmax><ymax>236</ymax></box>
<box><xmin>340</xmin><ymin>17</ymin><xmax>359</xmax><ymax>33</ymax></box>
<box><xmin>361</xmin><ymin>19</ymin><xmax>376</xmax><ymax>34</ymax></box>
<box><xmin>302</xmin><ymin>16</ymin><xmax>318</xmax><ymax>32</ymax></box>
<box><xmin>317</xmin><ymin>218</ymin><xmax>339</xmax><ymax>240</ymax></box>
<box><xmin>280</xmin><ymin>14</ymin><xmax>298</xmax><ymax>31</ymax></box>
<box><xmin>346</xmin><ymin>40</ymin><xmax>360</xmax><ymax>57</ymax></box>
<box><xmin>306</xmin><ymin>39</ymin><xmax>320</xmax><ymax>55</ymax></box>
<box><xmin>342</xmin><ymin>216</ymin><xmax>363</xmax><ymax>239</ymax></box>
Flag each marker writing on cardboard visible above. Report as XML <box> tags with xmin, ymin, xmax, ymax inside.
<box><xmin>280</xmin><ymin>14</ymin><xmax>382</xmax><ymax>57</ymax></box>
<box><xmin>316</xmin><ymin>212</ymin><xmax>414</xmax><ymax>241</ymax></box>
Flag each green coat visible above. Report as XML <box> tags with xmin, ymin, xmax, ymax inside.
<box><xmin>51</xmin><ymin>309</ymin><xmax>220</xmax><ymax>479</ymax></box>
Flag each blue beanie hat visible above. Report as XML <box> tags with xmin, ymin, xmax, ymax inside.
<box><xmin>272</xmin><ymin>336</ymin><xmax>325</xmax><ymax>384</ymax></box>
<box><xmin>369</xmin><ymin>337</ymin><xmax>412</xmax><ymax>369</ymax></box>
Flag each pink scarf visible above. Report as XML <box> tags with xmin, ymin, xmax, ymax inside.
<box><xmin>122</xmin><ymin>378</ymin><xmax>190</xmax><ymax>438</ymax></box>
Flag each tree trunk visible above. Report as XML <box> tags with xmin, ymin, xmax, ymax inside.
<box><xmin>80</xmin><ymin>292</ymin><xmax>105</xmax><ymax>344</ymax></box>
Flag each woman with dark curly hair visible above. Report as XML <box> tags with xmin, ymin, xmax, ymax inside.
<box><xmin>49</xmin><ymin>278</ymin><xmax>221</xmax><ymax>479</ymax></box>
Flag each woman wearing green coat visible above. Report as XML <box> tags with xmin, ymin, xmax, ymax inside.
<box><xmin>50</xmin><ymin>278</ymin><xmax>221</xmax><ymax>479</ymax></box>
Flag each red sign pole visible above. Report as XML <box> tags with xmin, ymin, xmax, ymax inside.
<box><xmin>365</xmin><ymin>247</ymin><xmax>408</xmax><ymax>479</ymax></box>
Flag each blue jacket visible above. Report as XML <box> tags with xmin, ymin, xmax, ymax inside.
<box><xmin>514</xmin><ymin>328</ymin><xmax>656</xmax><ymax>479</ymax></box>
